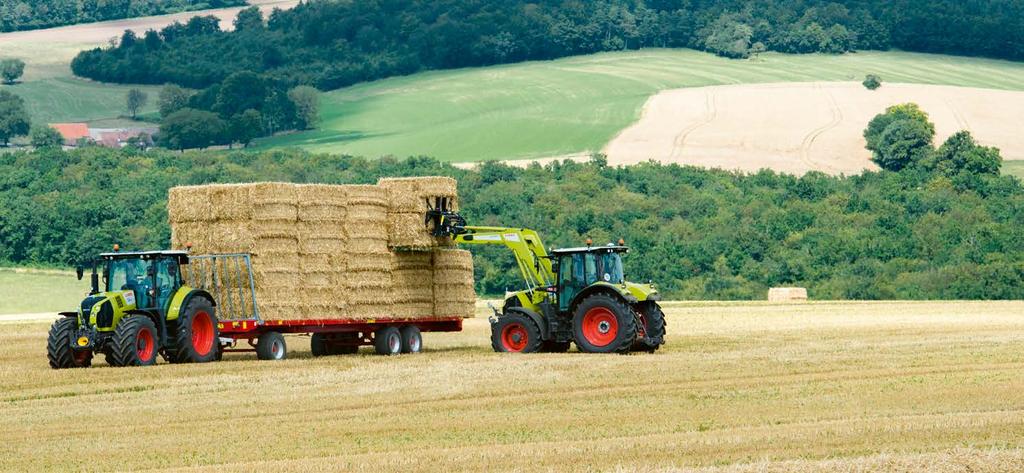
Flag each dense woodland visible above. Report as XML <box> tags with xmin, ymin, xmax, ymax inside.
<box><xmin>2</xmin><ymin>136</ymin><xmax>1021</xmax><ymax>300</ymax></box>
<box><xmin>0</xmin><ymin>0</ymin><xmax>246</xmax><ymax>32</ymax></box>
<box><xmin>72</xmin><ymin>0</ymin><xmax>1024</xmax><ymax>91</ymax></box>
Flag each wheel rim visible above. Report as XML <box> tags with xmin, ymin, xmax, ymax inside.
<box><xmin>389</xmin><ymin>333</ymin><xmax>401</xmax><ymax>353</ymax></box>
<box><xmin>271</xmin><ymin>340</ymin><xmax>283</xmax><ymax>359</ymax></box>
<box><xmin>409</xmin><ymin>334</ymin><xmax>421</xmax><ymax>352</ymax></box>
<box><xmin>581</xmin><ymin>307</ymin><xmax>619</xmax><ymax>347</ymax></box>
<box><xmin>501</xmin><ymin>323</ymin><xmax>529</xmax><ymax>352</ymax></box>
<box><xmin>137</xmin><ymin>328</ymin><xmax>155</xmax><ymax>361</ymax></box>
<box><xmin>191</xmin><ymin>310</ymin><xmax>215</xmax><ymax>356</ymax></box>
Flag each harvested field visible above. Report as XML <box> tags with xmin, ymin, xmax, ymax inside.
<box><xmin>605</xmin><ymin>82</ymin><xmax>1024</xmax><ymax>175</ymax></box>
<box><xmin>3</xmin><ymin>301</ymin><xmax>1023</xmax><ymax>471</ymax></box>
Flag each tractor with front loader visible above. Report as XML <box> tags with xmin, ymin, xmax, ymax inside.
<box><xmin>426</xmin><ymin>199</ymin><xmax>666</xmax><ymax>354</ymax></box>
<box><xmin>47</xmin><ymin>249</ymin><xmax>220</xmax><ymax>368</ymax></box>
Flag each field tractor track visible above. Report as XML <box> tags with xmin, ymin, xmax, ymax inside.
<box><xmin>799</xmin><ymin>85</ymin><xmax>843</xmax><ymax>173</ymax></box>
<box><xmin>946</xmin><ymin>98</ymin><xmax>972</xmax><ymax>132</ymax></box>
<box><xmin>669</xmin><ymin>90</ymin><xmax>717</xmax><ymax>160</ymax></box>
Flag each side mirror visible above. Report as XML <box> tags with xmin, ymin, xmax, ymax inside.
<box><xmin>76</xmin><ymin>266</ymin><xmax>84</xmax><ymax>280</ymax></box>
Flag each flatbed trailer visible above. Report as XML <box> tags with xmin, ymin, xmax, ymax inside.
<box><xmin>186</xmin><ymin>254</ymin><xmax>464</xmax><ymax>360</ymax></box>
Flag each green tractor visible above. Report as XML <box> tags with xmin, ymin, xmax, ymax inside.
<box><xmin>427</xmin><ymin>201</ymin><xmax>665</xmax><ymax>354</ymax></box>
<box><xmin>47</xmin><ymin>249</ymin><xmax>220</xmax><ymax>368</ymax></box>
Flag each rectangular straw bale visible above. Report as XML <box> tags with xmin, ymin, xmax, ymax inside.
<box><xmin>297</xmin><ymin>184</ymin><xmax>347</xmax><ymax>223</ymax></box>
<box><xmin>347</xmin><ymin>269</ymin><xmax>392</xmax><ymax>288</ymax></box>
<box><xmin>252</xmin><ymin>220</ymin><xmax>297</xmax><ymax>239</ymax></box>
<box><xmin>167</xmin><ymin>186</ymin><xmax>214</xmax><ymax>223</ymax></box>
<box><xmin>378</xmin><ymin>177</ymin><xmax>458</xmax><ymax>212</ymax></box>
<box><xmin>207</xmin><ymin>184</ymin><xmax>254</xmax><ymax>221</ymax></box>
<box><xmin>299</xmin><ymin>222</ymin><xmax>345</xmax><ymax>240</ymax></box>
<box><xmin>433</xmin><ymin>249</ymin><xmax>474</xmax><ymax>270</ymax></box>
<box><xmin>300</xmin><ymin>253</ymin><xmax>345</xmax><ymax>274</ymax></box>
<box><xmin>347</xmin><ymin>204</ymin><xmax>387</xmax><ymax>224</ymax></box>
<box><xmin>392</xmin><ymin>252</ymin><xmax>433</xmax><ymax>270</ymax></box>
<box><xmin>392</xmin><ymin>302</ymin><xmax>434</xmax><ymax>319</ymax></box>
<box><xmin>258</xmin><ymin>302</ymin><xmax>302</xmax><ymax>321</ymax></box>
<box><xmin>252</xmin><ymin>269</ymin><xmax>299</xmax><ymax>287</ymax></box>
<box><xmin>251</xmin><ymin>251</ymin><xmax>299</xmax><ymax>272</ymax></box>
<box><xmin>250</xmin><ymin>183</ymin><xmax>298</xmax><ymax>221</ymax></box>
<box><xmin>345</xmin><ymin>303</ymin><xmax>395</xmax><ymax>319</ymax></box>
<box><xmin>346</xmin><ymin>237</ymin><xmax>390</xmax><ymax>255</ymax></box>
<box><xmin>387</xmin><ymin>213</ymin><xmax>439</xmax><ymax>249</ymax></box>
<box><xmin>299</xmin><ymin>237</ymin><xmax>346</xmax><ymax>255</ymax></box>
<box><xmin>343</xmin><ymin>184</ymin><xmax>387</xmax><ymax>206</ymax></box>
<box><xmin>170</xmin><ymin>222</ymin><xmax>208</xmax><ymax>252</ymax></box>
<box><xmin>347</xmin><ymin>253</ymin><xmax>391</xmax><ymax>272</ymax></box>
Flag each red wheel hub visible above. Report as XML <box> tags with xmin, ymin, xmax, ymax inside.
<box><xmin>191</xmin><ymin>310</ymin><xmax>215</xmax><ymax>356</ymax></box>
<box><xmin>501</xmin><ymin>323</ymin><xmax>529</xmax><ymax>352</ymax></box>
<box><xmin>137</xmin><ymin>328</ymin><xmax>155</xmax><ymax>361</ymax></box>
<box><xmin>581</xmin><ymin>307</ymin><xmax>619</xmax><ymax>347</ymax></box>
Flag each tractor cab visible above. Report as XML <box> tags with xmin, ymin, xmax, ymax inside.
<box><xmin>550</xmin><ymin>244</ymin><xmax>629</xmax><ymax>312</ymax></box>
<box><xmin>88</xmin><ymin>250</ymin><xmax>190</xmax><ymax>311</ymax></box>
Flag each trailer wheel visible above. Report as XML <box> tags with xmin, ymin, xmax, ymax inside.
<box><xmin>311</xmin><ymin>333</ymin><xmax>329</xmax><ymax>357</ymax></box>
<box><xmin>374</xmin><ymin>327</ymin><xmax>402</xmax><ymax>356</ymax></box>
<box><xmin>47</xmin><ymin>317</ymin><xmax>92</xmax><ymax>369</ymax></box>
<box><xmin>491</xmin><ymin>314</ymin><xmax>542</xmax><ymax>353</ymax></box>
<box><xmin>400</xmin><ymin>326</ymin><xmax>422</xmax><ymax>354</ymax></box>
<box><xmin>109</xmin><ymin>315</ymin><xmax>159</xmax><ymax>367</ymax></box>
<box><xmin>572</xmin><ymin>293</ymin><xmax>637</xmax><ymax>354</ymax></box>
<box><xmin>166</xmin><ymin>297</ymin><xmax>220</xmax><ymax>363</ymax></box>
<box><xmin>256</xmin><ymin>332</ymin><xmax>287</xmax><ymax>361</ymax></box>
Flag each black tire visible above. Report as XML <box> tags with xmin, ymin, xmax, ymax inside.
<box><xmin>109</xmin><ymin>315</ymin><xmax>159</xmax><ymax>367</ymax></box>
<box><xmin>541</xmin><ymin>341</ymin><xmax>572</xmax><ymax>353</ymax></box>
<box><xmin>400</xmin><ymin>326</ymin><xmax>422</xmax><ymax>354</ymax></box>
<box><xmin>374</xmin><ymin>327</ymin><xmax>402</xmax><ymax>356</ymax></box>
<box><xmin>311</xmin><ymin>333</ymin><xmax>329</xmax><ymax>357</ymax></box>
<box><xmin>572</xmin><ymin>293</ymin><xmax>637</xmax><ymax>354</ymax></box>
<box><xmin>165</xmin><ymin>296</ymin><xmax>220</xmax><ymax>364</ymax></box>
<box><xmin>47</xmin><ymin>317</ymin><xmax>92</xmax><ymax>369</ymax></box>
<box><xmin>256</xmin><ymin>332</ymin><xmax>287</xmax><ymax>360</ymax></box>
<box><xmin>491</xmin><ymin>313</ymin><xmax>542</xmax><ymax>353</ymax></box>
<box><xmin>632</xmin><ymin>301</ymin><xmax>666</xmax><ymax>353</ymax></box>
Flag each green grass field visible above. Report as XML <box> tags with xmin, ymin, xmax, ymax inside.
<box><xmin>0</xmin><ymin>40</ymin><xmax>159</xmax><ymax>125</ymax></box>
<box><xmin>0</xmin><ymin>269</ymin><xmax>86</xmax><ymax>314</ymax></box>
<box><xmin>258</xmin><ymin>49</ymin><xmax>1024</xmax><ymax>163</ymax></box>
<box><xmin>1004</xmin><ymin>161</ymin><xmax>1024</xmax><ymax>179</ymax></box>
<box><xmin>2</xmin><ymin>301</ymin><xmax>1022</xmax><ymax>471</ymax></box>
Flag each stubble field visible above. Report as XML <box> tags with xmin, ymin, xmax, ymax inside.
<box><xmin>2</xmin><ymin>300</ymin><xmax>1022</xmax><ymax>472</ymax></box>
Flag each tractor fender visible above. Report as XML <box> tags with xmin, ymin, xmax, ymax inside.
<box><xmin>568</xmin><ymin>284</ymin><xmax>635</xmax><ymax>315</ymax></box>
<box><xmin>167</xmin><ymin>288</ymin><xmax>216</xmax><ymax>322</ymax></box>
<box><xmin>504</xmin><ymin>307</ymin><xmax>550</xmax><ymax>340</ymax></box>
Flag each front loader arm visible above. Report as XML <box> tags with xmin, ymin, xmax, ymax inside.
<box><xmin>452</xmin><ymin>226</ymin><xmax>555</xmax><ymax>292</ymax></box>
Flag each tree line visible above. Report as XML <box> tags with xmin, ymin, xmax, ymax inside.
<box><xmin>2</xmin><ymin>111</ymin><xmax>1022</xmax><ymax>300</ymax></box>
<box><xmin>71</xmin><ymin>0</ymin><xmax>1024</xmax><ymax>92</ymax></box>
<box><xmin>0</xmin><ymin>0</ymin><xmax>247</xmax><ymax>32</ymax></box>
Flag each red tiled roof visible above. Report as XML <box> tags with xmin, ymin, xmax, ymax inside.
<box><xmin>49</xmin><ymin>123</ymin><xmax>90</xmax><ymax>142</ymax></box>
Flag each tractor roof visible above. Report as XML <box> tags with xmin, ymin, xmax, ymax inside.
<box><xmin>551</xmin><ymin>245</ymin><xmax>629</xmax><ymax>254</ymax></box>
<box><xmin>99</xmin><ymin>250</ymin><xmax>190</xmax><ymax>262</ymax></box>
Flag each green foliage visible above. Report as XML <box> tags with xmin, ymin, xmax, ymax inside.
<box><xmin>70</xmin><ymin>0</ymin><xmax>1024</xmax><ymax>94</ymax></box>
<box><xmin>863</xmin><ymin>74</ymin><xmax>882</xmax><ymax>90</ymax></box>
<box><xmin>229</xmin><ymin>109</ymin><xmax>263</xmax><ymax>148</ymax></box>
<box><xmin>158</xmin><ymin>108</ymin><xmax>226</xmax><ymax>150</ymax></box>
<box><xmin>287</xmin><ymin>86</ymin><xmax>320</xmax><ymax>130</ymax></box>
<box><xmin>865</xmin><ymin>103</ymin><xmax>936</xmax><ymax>171</ymax></box>
<box><xmin>158</xmin><ymin>84</ymin><xmax>194</xmax><ymax>118</ymax></box>
<box><xmin>2</xmin><ymin>146</ymin><xmax>1022</xmax><ymax>300</ymax></box>
<box><xmin>29</xmin><ymin>125</ymin><xmax>63</xmax><ymax>148</ymax></box>
<box><xmin>0</xmin><ymin>0</ymin><xmax>247</xmax><ymax>32</ymax></box>
<box><xmin>0</xmin><ymin>58</ymin><xmax>25</xmax><ymax>84</ymax></box>
<box><xmin>126</xmin><ymin>88</ymin><xmax>148</xmax><ymax>119</ymax></box>
<box><xmin>0</xmin><ymin>90</ymin><xmax>30</xmax><ymax>145</ymax></box>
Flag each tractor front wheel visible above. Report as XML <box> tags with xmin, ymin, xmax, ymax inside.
<box><xmin>166</xmin><ymin>297</ymin><xmax>219</xmax><ymax>363</ymax></box>
<box><xmin>572</xmin><ymin>293</ymin><xmax>637</xmax><ymax>354</ymax></box>
<box><xmin>632</xmin><ymin>301</ymin><xmax>666</xmax><ymax>353</ymax></box>
<box><xmin>109</xmin><ymin>315</ymin><xmax>159</xmax><ymax>367</ymax></box>
<box><xmin>491</xmin><ymin>314</ymin><xmax>542</xmax><ymax>353</ymax></box>
<box><xmin>47</xmin><ymin>317</ymin><xmax>92</xmax><ymax>369</ymax></box>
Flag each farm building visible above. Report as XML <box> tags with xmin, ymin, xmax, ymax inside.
<box><xmin>48</xmin><ymin>123</ymin><xmax>157</xmax><ymax>148</ymax></box>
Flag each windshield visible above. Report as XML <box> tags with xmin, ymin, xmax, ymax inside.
<box><xmin>107</xmin><ymin>258</ymin><xmax>152</xmax><ymax>293</ymax></box>
<box><xmin>584</xmin><ymin>251</ymin><xmax>624</xmax><ymax>285</ymax></box>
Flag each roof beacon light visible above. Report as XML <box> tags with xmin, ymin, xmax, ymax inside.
<box><xmin>112</xmin><ymin>244</ymin><xmax>120</xmax><ymax>252</ymax></box>
<box><xmin>586</xmin><ymin>238</ymin><xmax>593</xmax><ymax>247</ymax></box>
<box><xmin>618</xmin><ymin>238</ymin><xmax>625</xmax><ymax>245</ymax></box>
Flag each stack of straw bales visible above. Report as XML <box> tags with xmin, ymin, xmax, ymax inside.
<box><xmin>768</xmin><ymin>287</ymin><xmax>808</xmax><ymax>302</ymax></box>
<box><xmin>432</xmin><ymin>249</ymin><xmax>476</xmax><ymax>318</ymax></box>
<box><xmin>168</xmin><ymin>178</ymin><xmax>476</xmax><ymax>322</ymax></box>
<box><xmin>379</xmin><ymin>177</ymin><xmax>458</xmax><ymax>250</ymax></box>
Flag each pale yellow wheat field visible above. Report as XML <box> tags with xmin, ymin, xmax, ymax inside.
<box><xmin>1</xmin><ymin>301</ymin><xmax>1022</xmax><ymax>471</ymax></box>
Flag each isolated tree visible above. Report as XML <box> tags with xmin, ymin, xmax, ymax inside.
<box><xmin>229</xmin><ymin>109</ymin><xmax>263</xmax><ymax>147</ymax></box>
<box><xmin>0</xmin><ymin>58</ymin><xmax>25</xmax><ymax>84</ymax></box>
<box><xmin>29</xmin><ymin>125</ymin><xmax>64</xmax><ymax>148</ymax></box>
<box><xmin>126</xmin><ymin>88</ymin><xmax>148</xmax><ymax>119</ymax></box>
<box><xmin>287</xmin><ymin>86</ymin><xmax>320</xmax><ymax>130</ymax></box>
<box><xmin>233</xmin><ymin>6</ymin><xmax>264</xmax><ymax>31</ymax></box>
<box><xmin>159</xmin><ymin>108</ymin><xmax>227</xmax><ymax>150</ymax></box>
<box><xmin>871</xmin><ymin>119</ymin><xmax>934</xmax><ymax>171</ymax></box>
<box><xmin>924</xmin><ymin>131</ymin><xmax>1002</xmax><ymax>177</ymax></box>
<box><xmin>158</xmin><ymin>84</ymin><xmax>193</xmax><ymax>117</ymax></box>
<box><xmin>863</xmin><ymin>74</ymin><xmax>882</xmax><ymax>90</ymax></box>
<box><xmin>864</xmin><ymin>103</ymin><xmax>934</xmax><ymax>152</ymax></box>
<box><xmin>0</xmin><ymin>90</ymin><xmax>30</xmax><ymax>145</ymax></box>
<box><xmin>750</xmin><ymin>42</ymin><xmax>767</xmax><ymax>59</ymax></box>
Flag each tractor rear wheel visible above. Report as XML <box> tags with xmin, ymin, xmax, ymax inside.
<box><xmin>572</xmin><ymin>293</ymin><xmax>637</xmax><ymax>354</ymax></box>
<box><xmin>491</xmin><ymin>313</ymin><xmax>542</xmax><ymax>353</ymax></box>
<box><xmin>47</xmin><ymin>317</ymin><xmax>92</xmax><ymax>369</ymax></box>
<box><xmin>109</xmin><ymin>315</ymin><xmax>159</xmax><ymax>367</ymax></box>
<box><xmin>256</xmin><ymin>332</ymin><xmax>287</xmax><ymax>360</ymax></box>
<box><xmin>374</xmin><ymin>327</ymin><xmax>402</xmax><ymax>356</ymax></box>
<box><xmin>166</xmin><ymin>297</ymin><xmax>219</xmax><ymax>363</ymax></box>
<box><xmin>632</xmin><ymin>302</ymin><xmax>666</xmax><ymax>353</ymax></box>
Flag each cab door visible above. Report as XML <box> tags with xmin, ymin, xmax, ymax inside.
<box><xmin>154</xmin><ymin>258</ymin><xmax>180</xmax><ymax>313</ymax></box>
<box><xmin>558</xmin><ymin>253</ymin><xmax>587</xmax><ymax>312</ymax></box>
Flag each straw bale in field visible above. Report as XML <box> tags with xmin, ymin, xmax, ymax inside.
<box><xmin>768</xmin><ymin>287</ymin><xmax>808</xmax><ymax>302</ymax></box>
<box><xmin>392</xmin><ymin>252</ymin><xmax>432</xmax><ymax>270</ymax></box>
<box><xmin>250</xmin><ymin>182</ymin><xmax>298</xmax><ymax>221</ymax></box>
<box><xmin>432</xmin><ymin>249</ymin><xmax>475</xmax><ymax>318</ymax></box>
<box><xmin>378</xmin><ymin>177</ymin><xmax>458</xmax><ymax>213</ymax></box>
<box><xmin>258</xmin><ymin>302</ymin><xmax>301</xmax><ymax>321</ymax></box>
<box><xmin>344</xmin><ymin>184</ymin><xmax>387</xmax><ymax>206</ymax></box>
<box><xmin>392</xmin><ymin>302</ymin><xmax>434</xmax><ymax>319</ymax></box>
<box><xmin>299</xmin><ymin>221</ymin><xmax>345</xmax><ymax>240</ymax></box>
<box><xmin>297</xmin><ymin>184</ymin><xmax>347</xmax><ymax>222</ymax></box>
<box><xmin>433</xmin><ymin>248</ymin><xmax>474</xmax><ymax>270</ymax></box>
<box><xmin>168</xmin><ymin>184</ymin><xmax>254</xmax><ymax>223</ymax></box>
